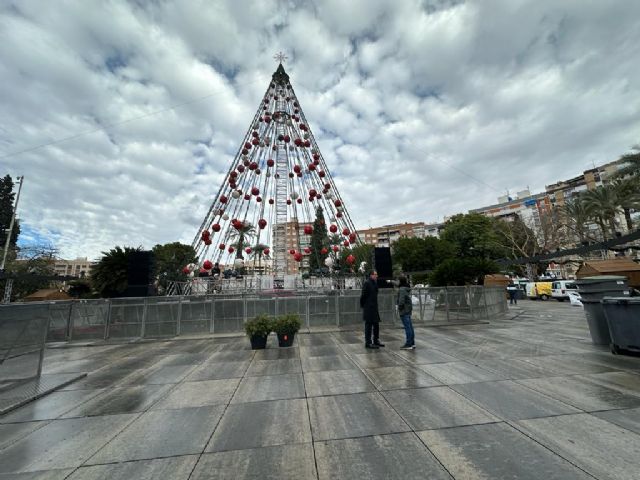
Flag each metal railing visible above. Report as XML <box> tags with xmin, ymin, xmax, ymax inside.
<box><xmin>0</xmin><ymin>303</ymin><xmax>50</xmax><ymax>392</ymax></box>
<box><xmin>1</xmin><ymin>287</ymin><xmax>506</xmax><ymax>344</ymax></box>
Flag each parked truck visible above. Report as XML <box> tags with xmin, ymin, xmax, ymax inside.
<box><xmin>525</xmin><ymin>282</ymin><xmax>552</xmax><ymax>300</ymax></box>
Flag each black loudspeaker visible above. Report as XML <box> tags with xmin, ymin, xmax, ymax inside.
<box><xmin>374</xmin><ymin>247</ymin><xmax>393</xmax><ymax>288</ymax></box>
<box><xmin>124</xmin><ymin>251</ymin><xmax>154</xmax><ymax>297</ymax></box>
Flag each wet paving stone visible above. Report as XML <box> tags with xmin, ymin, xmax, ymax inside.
<box><xmin>518</xmin><ymin>354</ymin><xmax>619</xmax><ymax>375</ymax></box>
<box><xmin>231</xmin><ymin>374</ymin><xmax>305</xmax><ymax>403</ymax></box>
<box><xmin>308</xmin><ymin>392</ymin><xmax>409</xmax><ymax>441</ymax></box>
<box><xmin>297</xmin><ymin>334</ymin><xmax>337</xmax><ymax>346</ymax></box>
<box><xmin>253</xmin><ymin>347</ymin><xmax>299</xmax><ymax>360</ymax></box>
<box><xmin>515</xmin><ymin>413</ymin><xmax>640</xmax><ymax>480</ymax></box>
<box><xmin>185</xmin><ymin>361</ymin><xmax>250</xmax><ymax>381</ymax></box>
<box><xmin>192</xmin><ymin>443</ymin><xmax>316</xmax><ymax>480</ymax></box>
<box><xmin>518</xmin><ymin>376</ymin><xmax>640</xmax><ymax>411</ymax></box>
<box><xmin>593</xmin><ymin>407</ymin><xmax>640</xmax><ymax>435</ymax></box>
<box><xmin>383</xmin><ymin>386</ymin><xmax>498</xmax><ymax>430</ymax></box>
<box><xmin>304</xmin><ymin>369</ymin><xmax>375</xmax><ymax>397</ymax></box>
<box><xmin>118</xmin><ymin>365</ymin><xmax>195</xmax><ymax>386</ymax></box>
<box><xmin>151</xmin><ymin>379</ymin><xmax>239</xmax><ymax>410</ymax></box>
<box><xmin>62</xmin><ymin>385</ymin><xmax>172</xmax><ymax>417</ymax></box>
<box><xmin>1</xmin><ymin>389</ymin><xmax>104</xmax><ymax>423</ymax></box>
<box><xmin>88</xmin><ymin>405</ymin><xmax>224</xmax><ymax>464</ymax></box>
<box><xmin>300</xmin><ymin>354</ymin><xmax>356</xmax><ymax>372</ymax></box>
<box><xmin>0</xmin><ymin>414</ymin><xmax>137</xmax><ymax>473</ymax></box>
<box><xmin>0</xmin><ymin>469</ymin><xmax>74</xmax><ymax>479</ymax></box>
<box><xmin>470</xmin><ymin>357</ymin><xmax>558</xmax><ymax>380</ymax></box>
<box><xmin>59</xmin><ymin>367</ymin><xmax>139</xmax><ymax>390</ymax></box>
<box><xmin>315</xmin><ymin>432</ymin><xmax>451</xmax><ymax>480</ymax></box>
<box><xmin>67</xmin><ymin>455</ymin><xmax>198</xmax><ymax>480</ymax></box>
<box><xmin>393</xmin><ymin>347</ymin><xmax>459</xmax><ymax>364</ymax></box>
<box><xmin>299</xmin><ymin>345</ymin><xmax>343</xmax><ymax>357</ymax></box>
<box><xmin>583</xmin><ymin>371</ymin><xmax>640</xmax><ymax>396</ymax></box>
<box><xmin>364</xmin><ymin>366</ymin><xmax>441</xmax><ymax>390</ymax></box>
<box><xmin>419</xmin><ymin>422</ymin><xmax>593</xmax><ymax>480</ymax></box>
<box><xmin>452</xmin><ymin>380</ymin><xmax>580</xmax><ymax>420</ymax></box>
<box><xmin>206</xmin><ymin>350</ymin><xmax>255</xmax><ymax>363</ymax></box>
<box><xmin>351</xmin><ymin>352</ymin><xmax>403</xmax><ymax>368</ymax></box>
<box><xmin>0</xmin><ymin>421</ymin><xmax>46</xmax><ymax>450</ymax></box>
<box><xmin>246</xmin><ymin>358</ymin><xmax>301</xmax><ymax>376</ymax></box>
<box><xmin>206</xmin><ymin>399</ymin><xmax>311</xmax><ymax>452</ymax></box>
<box><xmin>418</xmin><ymin>361</ymin><xmax>504</xmax><ymax>384</ymax></box>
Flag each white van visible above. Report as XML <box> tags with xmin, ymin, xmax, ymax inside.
<box><xmin>551</xmin><ymin>280</ymin><xmax>577</xmax><ymax>301</ymax></box>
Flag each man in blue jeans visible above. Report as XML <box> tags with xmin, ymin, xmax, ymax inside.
<box><xmin>397</xmin><ymin>276</ymin><xmax>415</xmax><ymax>349</ymax></box>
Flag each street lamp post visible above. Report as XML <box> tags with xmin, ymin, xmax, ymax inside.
<box><xmin>2</xmin><ymin>176</ymin><xmax>24</xmax><ymax>304</ymax></box>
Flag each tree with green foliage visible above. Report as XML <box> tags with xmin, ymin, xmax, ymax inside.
<box><xmin>612</xmin><ymin>147</ymin><xmax>640</xmax><ymax>179</ymax></box>
<box><xmin>338</xmin><ymin>243</ymin><xmax>374</xmax><ymax>276</ymax></box>
<box><xmin>582</xmin><ymin>185</ymin><xmax>620</xmax><ymax>239</ymax></box>
<box><xmin>152</xmin><ymin>242</ymin><xmax>197</xmax><ymax>292</ymax></box>
<box><xmin>0</xmin><ymin>175</ymin><xmax>20</xmax><ymax>261</ymax></box>
<box><xmin>250</xmin><ymin>243</ymin><xmax>270</xmax><ymax>274</ymax></box>
<box><xmin>392</xmin><ymin>236</ymin><xmax>456</xmax><ymax>273</ymax></box>
<box><xmin>611</xmin><ymin>177</ymin><xmax>640</xmax><ymax>232</ymax></box>
<box><xmin>91</xmin><ymin>246</ymin><xmax>142</xmax><ymax>297</ymax></box>
<box><xmin>309</xmin><ymin>207</ymin><xmax>329</xmax><ymax>271</ymax></box>
<box><xmin>229</xmin><ymin>221</ymin><xmax>256</xmax><ymax>259</ymax></box>
<box><xmin>429</xmin><ymin>257</ymin><xmax>500</xmax><ymax>286</ymax></box>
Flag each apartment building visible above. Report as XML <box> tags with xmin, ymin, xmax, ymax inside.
<box><xmin>356</xmin><ymin>222</ymin><xmax>426</xmax><ymax>247</ymax></box>
<box><xmin>284</xmin><ymin>219</ymin><xmax>312</xmax><ymax>274</ymax></box>
<box><xmin>53</xmin><ymin>257</ymin><xmax>96</xmax><ymax>278</ymax></box>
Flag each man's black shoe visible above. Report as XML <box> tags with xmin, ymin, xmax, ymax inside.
<box><xmin>365</xmin><ymin>343</ymin><xmax>380</xmax><ymax>349</ymax></box>
<box><xmin>374</xmin><ymin>342</ymin><xmax>385</xmax><ymax>347</ymax></box>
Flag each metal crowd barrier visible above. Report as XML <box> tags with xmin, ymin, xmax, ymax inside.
<box><xmin>0</xmin><ymin>303</ymin><xmax>50</xmax><ymax>392</ymax></box>
<box><xmin>2</xmin><ymin>287</ymin><xmax>507</xmax><ymax>344</ymax></box>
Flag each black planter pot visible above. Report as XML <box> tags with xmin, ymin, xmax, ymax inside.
<box><xmin>277</xmin><ymin>332</ymin><xmax>296</xmax><ymax>347</ymax></box>
<box><xmin>249</xmin><ymin>334</ymin><xmax>268</xmax><ymax>350</ymax></box>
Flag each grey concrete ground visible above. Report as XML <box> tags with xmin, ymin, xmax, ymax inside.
<box><xmin>1</xmin><ymin>300</ymin><xmax>640</xmax><ymax>479</ymax></box>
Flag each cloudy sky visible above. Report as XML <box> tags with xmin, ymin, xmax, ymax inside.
<box><xmin>2</xmin><ymin>0</ymin><xmax>639</xmax><ymax>260</ymax></box>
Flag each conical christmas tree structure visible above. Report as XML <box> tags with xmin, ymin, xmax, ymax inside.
<box><xmin>191</xmin><ymin>62</ymin><xmax>360</xmax><ymax>288</ymax></box>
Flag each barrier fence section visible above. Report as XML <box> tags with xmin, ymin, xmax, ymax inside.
<box><xmin>0</xmin><ymin>303</ymin><xmax>50</xmax><ymax>392</ymax></box>
<box><xmin>1</xmin><ymin>287</ymin><xmax>506</xmax><ymax>344</ymax></box>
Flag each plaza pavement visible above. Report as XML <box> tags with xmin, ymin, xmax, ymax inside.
<box><xmin>1</xmin><ymin>300</ymin><xmax>640</xmax><ymax>479</ymax></box>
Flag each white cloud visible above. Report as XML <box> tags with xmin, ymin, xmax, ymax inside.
<box><xmin>1</xmin><ymin>0</ymin><xmax>639</xmax><ymax>260</ymax></box>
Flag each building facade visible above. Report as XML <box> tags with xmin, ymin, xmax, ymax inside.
<box><xmin>356</xmin><ymin>222</ymin><xmax>426</xmax><ymax>247</ymax></box>
<box><xmin>53</xmin><ymin>257</ymin><xmax>96</xmax><ymax>279</ymax></box>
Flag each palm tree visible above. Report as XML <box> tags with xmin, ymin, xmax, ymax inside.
<box><xmin>561</xmin><ymin>197</ymin><xmax>591</xmax><ymax>244</ymax></box>
<box><xmin>612</xmin><ymin>147</ymin><xmax>640</xmax><ymax>179</ymax></box>
<box><xmin>91</xmin><ymin>246</ymin><xmax>141</xmax><ymax>297</ymax></box>
<box><xmin>251</xmin><ymin>243</ymin><xmax>270</xmax><ymax>275</ymax></box>
<box><xmin>611</xmin><ymin>177</ymin><xmax>640</xmax><ymax>232</ymax></box>
<box><xmin>228</xmin><ymin>221</ymin><xmax>256</xmax><ymax>259</ymax></box>
<box><xmin>582</xmin><ymin>185</ymin><xmax>620</xmax><ymax>239</ymax></box>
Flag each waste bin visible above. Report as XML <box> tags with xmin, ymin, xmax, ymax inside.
<box><xmin>575</xmin><ymin>276</ymin><xmax>630</xmax><ymax>345</ymax></box>
<box><xmin>602</xmin><ymin>297</ymin><xmax>640</xmax><ymax>354</ymax></box>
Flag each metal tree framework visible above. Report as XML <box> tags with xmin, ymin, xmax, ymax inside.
<box><xmin>190</xmin><ymin>62</ymin><xmax>360</xmax><ymax>288</ymax></box>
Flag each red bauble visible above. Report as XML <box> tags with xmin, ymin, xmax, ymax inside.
<box><xmin>308</xmin><ymin>163</ymin><xmax>316</xmax><ymax>171</ymax></box>
<box><xmin>296</xmin><ymin>198</ymin><xmax>302</xmax><ymax>204</ymax></box>
<box><xmin>336</xmin><ymin>212</ymin><xmax>343</xmax><ymax>218</ymax></box>
<box><xmin>287</xmin><ymin>199</ymin><xmax>292</xmax><ymax>205</ymax></box>
<box><xmin>304</xmin><ymin>247</ymin><xmax>311</xmax><ymax>254</ymax></box>
<box><xmin>294</xmin><ymin>253</ymin><xmax>303</xmax><ymax>262</ymax></box>
<box><xmin>182</xmin><ymin>266</ymin><xmax>190</xmax><ymax>274</ymax></box>
<box><xmin>333</xmin><ymin>245</ymin><xmax>339</xmax><ymax>252</ymax></box>
<box><xmin>263</xmin><ymin>248</ymin><xmax>270</xmax><ymax>255</ymax></box>
<box><xmin>244</xmin><ymin>194</ymin><xmax>251</xmax><ymax>200</ymax></box>
<box><xmin>220</xmin><ymin>195</ymin><xmax>228</xmax><ymax>204</ymax></box>
<box><xmin>346</xmin><ymin>254</ymin><xmax>356</xmax><ymax>265</ymax></box>
<box><xmin>203</xmin><ymin>260</ymin><xmax>213</xmax><ymax>270</ymax></box>
<box><xmin>256</xmin><ymin>196</ymin><xmax>262</xmax><ymax>203</ymax></box>
<box><xmin>342</xmin><ymin>228</ymin><xmax>350</xmax><ymax>236</ymax></box>
<box><xmin>269</xmin><ymin>198</ymin><xmax>274</xmax><ymax>205</ymax></box>
<box><xmin>249</xmin><ymin>162</ymin><xmax>258</xmax><ymax>171</ymax></box>
<box><xmin>245</xmin><ymin>247</ymin><xmax>252</xmax><ymax>254</ymax></box>
<box><xmin>242</xmin><ymin>149</ymin><xmax>248</xmax><ymax>155</ymax></box>
<box><xmin>324</xmin><ymin>183</ymin><xmax>331</xmax><ymax>190</ymax></box>
<box><xmin>267</xmin><ymin>159</ymin><xmax>274</xmax><ymax>167</ymax></box>
<box><xmin>304</xmin><ymin>140</ymin><xmax>311</xmax><ymax>147</ymax></box>
<box><xmin>251</xmin><ymin>138</ymin><xmax>259</xmax><ymax>145</ymax></box>
<box><xmin>237</xmin><ymin>165</ymin><xmax>245</xmax><ymax>173</ymax></box>
<box><xmin>293</xmin><ymin>165</ymin><xmax>301</xmax><ymax>173</ymax></box>
<box><xmin>284</xmin><ymin>135</ymin><xmax>290</xmax><ymax>143</ymax></box>
<box><xmin>343</xmin><ymin>240</ymin><xmax>349</xmax><ymax>247</ymax></box>
<box><xmin>201</xmin><ymin>230</ymin><xmax>210</xmax><ymax>240</ymax></box>
<box><xmin>289</xmin><ymin>249</ymin><xmax>296</xmax><ymax>255</ymax></box>
<box><xmin>319</xmin><ymin>170</ymin><xmax>326</xmax><ymax>178</ymax></box>
<box><xmin>255</xmin><ymin>168</ymin><xmax>261</xmax><ymax>175</ymax></box>
<box><xmin>320</xmin><ymin>247</ymin><xmax>328</xmax><ymax>255</ymax></box>
<box><xmin>329</xmin><ymin>224</ymin><xmax>338</xmax><ymax>233</ymax></box>
<box><xmin>228</xmin><ymin>246</ymin><xmax>235</xmax><ymax>253</ymax></box>
<box><xmin>349</xmin><ymin>233</ymin><xmax>356</xmax><ymax>242</ymax></box>
<box><xmin>251</xmin><ymin>187</ymin><xmax>260</xmax><ymax>196</ymax></box>
<box><xmin>219</xmin><ymin>243</ymin><xmax>225</xmax><ymax>250</ymax></box>
<box><xmin>335</xmin><ymin>200</ymin><xmax>342</xmax><ymax>207</ymax></box>
<box><xmin>230</xmin><ymin>171</ymin><xmax>238</xmax><ymax>178</ymax></box>
<box><xmin>212</xmin><ymin>223</ymin><xmax>221</xmax><ymax>232</ymax></box>
<box><xmin>304</xmin><ymin>225</ymin><xmax>313</xmax><ymax>235</ymax></box>
<box><xmin>309</xmin><ymin>189</ymin><xmax>317</xmax><ymax>197</ymax></box>
<box><xmin>204</xmin><ymin>238</ymin><xmax>212</xmax><ymax>246</ymax></box>
<box><xmin>258</xmin><ymin>219</ymin><xmax>267</xmax><ymax>229</ymax></box>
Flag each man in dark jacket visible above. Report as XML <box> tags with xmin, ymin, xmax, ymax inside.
<box><xmin>360</xmin><ymin>270</ymin><xmax>385</xmax><ymax>349</ymax></box>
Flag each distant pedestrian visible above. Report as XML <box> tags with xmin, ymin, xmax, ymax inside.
<box><xmin>397</xmin><ymin>276</ymin><xmax>415</xmax><ymax>350</ymax></box>
<box><xmin>360</xmin><ymin>270</ymin><xmax>384</xmax><ymax>349</ymax></box>
<box><xmin>507</xmin><ymin>281</ymin><xmax>518</xmax><ymax>305</ymax></box>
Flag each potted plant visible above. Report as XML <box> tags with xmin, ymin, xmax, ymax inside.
<box><xmin>273</xmin><ymin>314</ymin><xmax>301</xmax><ymax>347</ymax></box>
<box><xmin>244</xmin><ymin>314</ymin><xmax>273</xmax><ymax>349</ymax></box>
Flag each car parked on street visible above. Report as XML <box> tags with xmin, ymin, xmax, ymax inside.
<box><xmin>551</xmin><ymin>280</ymin><xmax>578</xmax><ymax>301</ymax></box>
